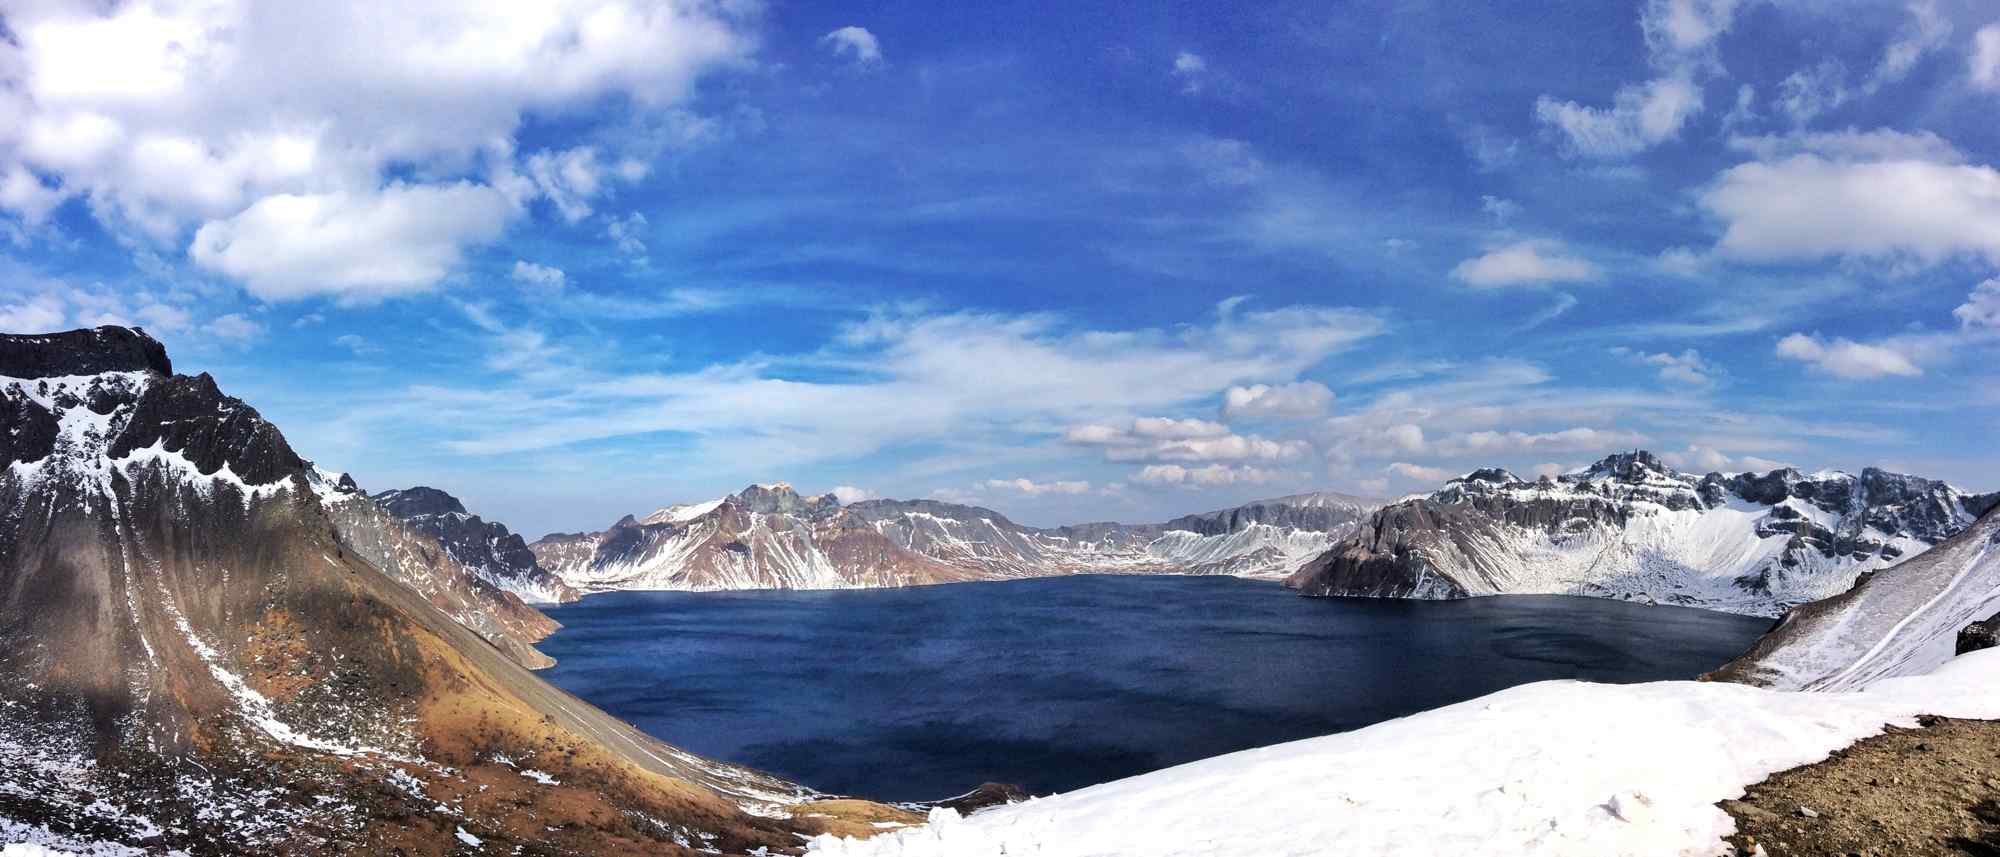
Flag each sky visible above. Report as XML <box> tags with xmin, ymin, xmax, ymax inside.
<box><xmin>2</xmin><ymin>0</ymin><xmax>1998</xmax><ymax>537</ymax></box>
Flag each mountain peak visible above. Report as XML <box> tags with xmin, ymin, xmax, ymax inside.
<box><xmin>731</xmin><ymin>481</ymin><xmax>839</xmax><ymax>515</ymax></box>
<box><xmin>374</xmin><ymin>485</ymin><xmax>469</xmax><ymax>517</ymax></box>
<box><xmin>1580</xmin><ymin>450</ymin><xmax>1673</xmax><ymax>481</ymax></box>
<box><xmin>0</xmin><ymin>325</ymin><xmax>172</xmax><ymax>378</ymax></box>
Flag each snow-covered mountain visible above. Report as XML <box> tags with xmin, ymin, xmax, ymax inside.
<box><xmin>1287</xmin><ymin>451</ymin><xmax>1997</xmax><ymax>617</ymax></box>
<box><xmin>1712</xmin><ymin>502</ymin><xmax>2000</xmax><ymax>690</ymax></box>
<box><xmin>373</xmin><ymin>485</ymin><xmax>580</xmax><ymax>605</ymax></box>
<box><xmin>0</xmin><ymin>326</ymin><xmax>890</xmax><ymax>855</ymax></box>
<box><xmin>532</xmin><ymin>485</ymin><xmax>1377</xmax><ymax>592</ymax></box>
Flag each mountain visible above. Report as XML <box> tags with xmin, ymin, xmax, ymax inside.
<box><xmin>1710</xmin><ymin>503</ymin><xmax>2000</xmax><ymax>690</ymax></box>
<box><xmin>310</xmin><ymin>471</ymin><xmax>562</xmax><ymax>669</ymax></box>
<box><xmin>0</xmin><ymin>327</ymin><xmax>891</xmax><ymax>855</ymax></box>
<box><xmin>532</xmin><ymin>485</ymin><xmax>1378</xmax><ymax>592</ymax></box>
<box><xmin>373</xmin><ymin>485</ymin><xmax>580</xmax><ymax>605</ymax></box>
<box><xmin>1286</xmin><ymin>451</ymin><xmax>1997</xmax><ymax>617</ymax></box>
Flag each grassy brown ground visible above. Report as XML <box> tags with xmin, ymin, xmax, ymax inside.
<box><xmin>1721</xmin><ymin>716</ymin><xmax>2000</xmax><ymax>856</ymax></box>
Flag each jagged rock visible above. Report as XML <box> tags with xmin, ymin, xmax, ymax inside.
<box><xmin>374</xmin><ymin>485</ymin><xmax>579</xmax><ymax>604</ymax></box>
<box><xmin>1958</xmin><ymin>612</ymin><xmax>2000</xmax><ymax>656</ymax></box>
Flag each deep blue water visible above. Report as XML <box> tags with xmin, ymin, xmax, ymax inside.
<box><xmin>537</xmin><ymin>575</ymin><xmax>1771</xmax><ymax>801</ymax></box>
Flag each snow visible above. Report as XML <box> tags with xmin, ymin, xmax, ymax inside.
<box><xmin>454</xmin><ymin>827</ymin><xmax>482</xmax><ymax>847</ymax></box>
<box><xmin>808</xmin><ymin>648</ymin><xmax>2000</xmax><ymax>857</ymax></box>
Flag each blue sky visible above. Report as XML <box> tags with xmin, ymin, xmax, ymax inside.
<box><xmin>3</xmin><ymin>0</ymin><xmax>1998</xmax><ymax>536</ymax></box>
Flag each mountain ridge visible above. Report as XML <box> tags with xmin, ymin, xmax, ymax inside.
<box><xmin>1286</xmin><ymin>450</ymin><xmax>1995</xmax><ymax>617</ymax></box>
<box><xmin>530</xmin><ymin>484</ymin><xmax>1381</xmax><ymax>592</ymax></box>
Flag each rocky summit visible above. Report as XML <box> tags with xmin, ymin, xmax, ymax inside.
<box><xmin>373</xmin><ymin>485</ymin><xmax>581</xmax><ymax>605</ymax></box>
<box><xmin>1287</xmin><ymin>450</ymin><xmax>1998</xmax><ymax>617</ymax></box>
<box><xmin>0</xmin><ymin>327</ymin><xmax>895</xmax><ymax>855</ymax></box>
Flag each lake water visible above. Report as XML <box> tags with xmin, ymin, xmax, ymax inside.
<box><xmin>537</xmin><ymin>575</ymin><xmax>1772</xmax><ymax>801</ymax></box>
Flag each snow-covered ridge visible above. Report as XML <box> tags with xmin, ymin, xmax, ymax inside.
<box><xmin>1714</xmin><ymin>503</ymin><xmax>2000</xmax><ymax>690</ymax></box>
<box><xmin>808</xmin><ymin>648</ymin><xmax>2000</xmax><ymax>857</ymax></box>
<box><xmin>1289</xmin><ymin>451</ymin><xmax>1995</xmax><ymax>617</ymax></box>
<box><xmin>371</xmin><ymin>485</ymin><xmax>580</xmax><ymax>604</ymax></box>
<box><xmin>532</xmin><ymin>485</ymin><xmax>1381</xmax><ymax>592</ymax></box>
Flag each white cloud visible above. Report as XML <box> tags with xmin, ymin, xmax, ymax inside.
<box><xmin>334</xmin><ymin>333</ymin><xmax>379</xmax><ymax>355</ymax></box>
<box><xmin>0</xmin><ymin>293</ymin><xmax>68</xmax><ymax>332</ymax></box>
<box><xmin>429</xmin><ymin>301</ymin><xmax>1387</xmax><ymax>469</ymax></box>
<box><xmin>1775</xmin><ymin>333</ymin><xmax>1922</xmax><ymax>379</ymax></box>
<box><xmin>1480</xmin><ymin>196</ymin><xmax>1522</xmax><ymax>222</ymax></box>
<box><xmin>1726</xmin><ymin>128</ymin><xmax>1964</xmax><ymax>164</ymax></box>
<box><xmin>1536</xmin><ymin>0</ymin><xmax>1738</xmax><ymax>159</ymax></box>
<box><xmin>1700</xmin><ymin>154</ymin><xmax>2000</xmax><ymax>268</ymax></box>
<box><xmin>188</xmin><ymin>183</ymin><xmax>513</xmax><ymax>301</ymax></box>
<box><xmin>1970</xmin><ymin>25</ymin><xmax>2000</xmax><ymax>91</ymax></box>
<box><xmin>831</xmin><ymin>485</ymin><xmax>875</xmax><ymax>503</ymax></box>
<box><xmin>524</xmin><ymin>147</ymin><xmax>643</xmax><ymax>224</ymax></box>
<box><xmin>983</xmin><ymin>478</ymin><xmax>1091</xmax><ymax>496</ymax></box>
<box><xmin>1776</xmin><ymin>60</ymin><xmax>1849</xmax><ymax>125</ymax></box>
<box><xmin>1220</xmin><ymin>381</ymin><xmax>1334</xmax><ymax>421</ymax></box>
<box><xmin>1958</xmin><ymin>279</ymin><xmax>2000</xmax><ymax>330</ymax></box>
<box><xmin>1430</xmin><ymin>427</ymin><xmax>1651</xmax><ymax>458</ymax></box>
<box><xmin>1655</xmin><ymin>246</ymin><xmax>1708</xmax><ymax>277</ymax></box>
<box><xmin>0</xmin><ymin>0</ymin><xmax>754</xmax><ymax>296</ymax></box>
<box><xmin>1871</xmin><ymin>1</ymin><xmax>1951</xmax><ymax>88</ymax></box>
<box><xmin>1181</xmin><ymin>138</ymin><xmax>1266</xmax><ymax>187</ymax></box>
<box><xmin>1068</xmin><ymin>416</ymin><xmax>1311</xmax><ymax>464</ymax></box>
<box><xmin>0</xmin><ymin>280</ymin><xmax>197</xmax><ymax>335</ymax></box>
<box><xmin>820</xmin><ymin>26</ymin><xmax>883</xmax><ymax>66</ymax></box>
<box><xmin>1536</xmin><ymin>75</ymin><xmax>1704</xmax><ymax>158</ymax></box>
<box><xmin>1133</xmin><ymin>463</ymin><xmax>1281</xmax><ymax>488</ymax></box>
<box><xmin>1172</xmin><ymin>51</ymin><xmax>1207</xmax><ymax>94</ymax></box>
<box><xmin>1451</xmin><ymin>240</ymin><xmax>1602</xmax><ymax>287</ymax></box>
<box><xmin>1660</xmin><ymin>444</ymin><xmax>1788</xmax><ymax>474</ymax></box>
<box><xmin>204</xmin><ymin>312</ymin><xmax>265</xmax><ymax>343</ymax></box>
<box><xmin>606</xmin><ymin>211</ymin><xmax>650</xmax><ymax>260</ymax></box>
<box><xmin>1385</xmin><ymin>462</ymin><xmax>1451</xmax><ymax>484</ymax></box>
<box><xmin>1616</xmin><ymin>347</ymin><xmax>1718</xmax><ymax>386</ymax></box>
<box><xmin>511</xmin><ymin>260</ymin><xmax>568</xmax><ymax>291</ymax></box>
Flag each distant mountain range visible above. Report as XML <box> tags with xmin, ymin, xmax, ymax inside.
<box><xmin>1287</xmin><ymin>451</ymin><xmax>1998</xmax><ymax>617</ymax></box>
<box><xmin>527</xmin><ymin>483</ymin><xmax>1380</xmax><ymax>592</ymax></box>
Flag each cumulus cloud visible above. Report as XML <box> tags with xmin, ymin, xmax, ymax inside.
<box><xmin>1700</xmin><ymin>154</ymin><xmax>2000</xmax><ymax>268</ymax></box>
<box><xmin>1536</xmin><ymin>0</ymin><xmax>1739</xmax><ymax>158</ymax></box>
<box><xmin>1614</xmin><ymin>347</ymin><xmax>1718</xmax><ymax>386</ymax></box>
<box><xmin>831</xmin><ymin>485</ymin><xmax>875</xmax><ymax>503</ymax></box>
<box><xmin>1774</xmin><ymin>59</ymin><xmax>1858</xmax><ymax>126</ymax></box>
<box><xmin>1971</xmin><ymin>25</ymin><xmax>2000</xmax><ymax>91</ymax></box>
<box><xmin>1660</xmin><ymin>444</ymin><xmax>1788</xmax><ymax>474</ymax></box>
<box><xmin>1220</xmin><ymin>381</ymin><xmax>1334</xmax><ymax>420</ymax></box>
<box><xmin>1067</xmin><ymin>417</ymin><xmax>1311</xmax><ymax>464</ymax></box>
<box><xmin>1958</xmin><ymin>279</ymin><xmax>2000</xmax><ymax>330</ymax></box>
<box><xmin>522</xmin><ymin>147</ymin><xmax>645</xmax><ymax>224</ymax></box>
<box><xmin>1535</xmin><ymin>75</ymin><xmax>1704</xmax><ymax>158</ymax></box>
<box><xmin>0</xmin><ymin>280</ymin><xmax>197</xmax><ymax>335</ymax></box>
<box><xmin>983</xmin><ymin>478</ymin><xmax>1091</xmax><ymax>496</ymax></box>
<box><xmin>204</xmin><ymin>312</ymin><xmax>265</xmax><ymax>343</ymax></box>
<box><xmin>1870</xmin><ymin>1</ymin><xmax>1951</xmax><ymax>89</ymax></box>
<box><xmin>820</xmin><ymin>26</ymin><xmax>883</xmax><ymax>65</ymax></box>
<box><xmin>1134</xmin><ymin>463</ymin><xmax>1281</xmax><ymax>488</ymax></box>
<box><xmin>1451</xmin><ymin>240</ymin><xmax>1602</xmax><ymax>287</ymax></box>
<box><xmin>0</xmin><ymin>0</ymin><xmax>754</xmax><ymax>298</ymax></box>
<box><xmin>188</xmin><ymin>183</ymin><xmax>513</xmax><ymax>301</ymax></box>
<box><xmin>511</xmin><ymin>260</ymin><xmax>568</xmax><ymax>292</ymax></box>
<box><xmin>1385</xmin><ymin>462</ymin><xmax>1451</xmax><ymax>484</ymax></box>
<box><xmin>1775</xmin><ymin>333</ymin><xmax>1922</xmax><ymax>379</ymax></box>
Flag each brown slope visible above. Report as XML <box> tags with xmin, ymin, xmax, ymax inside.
<box><xmin>0</xmin><ymin>327</ymin><xmax>886</xmax><ymax>856</ymax></box>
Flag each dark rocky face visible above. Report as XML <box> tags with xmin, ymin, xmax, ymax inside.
<box><xmin>372</xmin><ymin>485</ymin><xmax>467</xmax><ymax>517</ymax></box>
<box><xmin>0</xmin><ymin>325</ymin><xmax>171</xmax><ymax>378</ymax></box>
<box><xmin>730</xmin><ymin>482</ymin><xmax>840</xmax><ymax>516</ymax></box>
